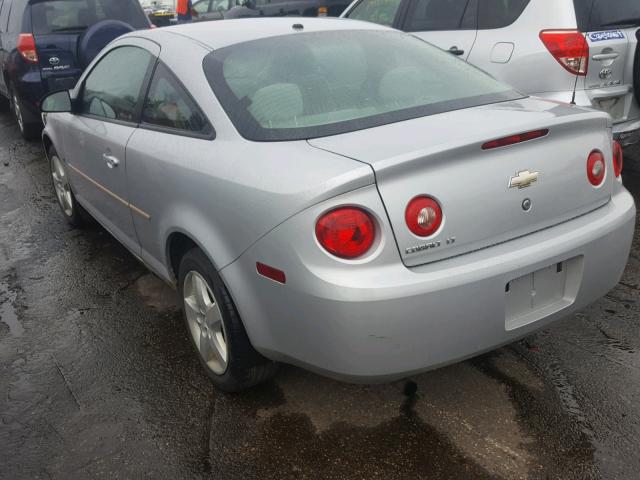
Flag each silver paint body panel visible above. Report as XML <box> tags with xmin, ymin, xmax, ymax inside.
<box><xmin>43</xmin><ymin>18</ymin><xmax>636</xmax><ymax>382</ymax></box>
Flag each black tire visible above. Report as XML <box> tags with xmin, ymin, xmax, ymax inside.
<box><xmin>0</xmin><ymin>93</ymin><xmax>9</xmax><ymax>112</ymax></box>
<box><xmin>48</xmin><ymin>146</ymin><xmax>85</xmax><ymax>228</ymax></box>
<box><xmin>9</xmin><ymin>84</ymin><xmax>40</xmax><ymax>140</ymax></box>
<box><xmin>178</xmin><ymin>248</ymin><xmax>278</xmax><ymax>392</ymax></box>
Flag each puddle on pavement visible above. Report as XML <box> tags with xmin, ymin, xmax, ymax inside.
<box><xmin>209</xmin><ymin>373</ymin><xmax>498</xmax><ymax>479</ymax></box>
<box><xmin>203</xmin><ymin>363</ymin><xmax>541</xmax><ymax>479</ymax></box>
<box><xmin>472</xmin><ymin>347</ymin><xmax>598</xmax><ymax>479</ymax></box>
<box><xmin>200</xmin><ymin>345</ymin><xmax>603</xmax><ymax>479</ymax></box>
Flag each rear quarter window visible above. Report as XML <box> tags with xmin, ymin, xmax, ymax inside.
<box><xmin>477</xmin><ymin>0</ymin><xmax>530</xmax><ymax>29</ymax></box>
<box><xmin>574</xmin><ymin>0</ymin><xmax>640</xmax><ymax>31</ymax></box>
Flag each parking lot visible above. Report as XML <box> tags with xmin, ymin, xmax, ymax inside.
<box><xmin>0</xmin><ymin>107</ymin><xmax>639</xmax><ymax>479</ymax></box>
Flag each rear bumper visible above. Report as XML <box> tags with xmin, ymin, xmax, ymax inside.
<box><xmin>221</xmin><ymin>188</ymin><xmax>636</xmax><ymax>383</ymax></box>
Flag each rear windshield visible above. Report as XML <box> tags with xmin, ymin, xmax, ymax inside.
<box><xmin>203</xmin><ymin>30</ymin><xmax>520</xmax><ymax>141</ymax></box>
<box><xmin>574</xmin><ymin>0</ymin><xmax>640</xmax><ymax>31</ymax></box>
<box><xmin>31</xmin><ymin>0</ymin><xmax>149</xmax><ymax>34</ymax></box>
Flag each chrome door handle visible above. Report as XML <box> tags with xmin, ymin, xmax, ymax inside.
<box><xmin>592</xmin><ymin>52</ymin><xmax>619</xmax><ymax>61</ymax></box>
<box><xmin>103</xmin><ymin>154</ymin><xmax>120</xmax><ymax>169</ymax></box>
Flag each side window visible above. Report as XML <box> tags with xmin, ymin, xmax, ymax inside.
<box><xmin>405</xmin><ymin>0</ymin><xmax>473</xmax><ymax>32</ymax></box>
<box><xmin>81</xmin><ymin>46</ymin><xmax>153</xmax><ymax>122</ymax></box>
<box><xmin>581</xmin><ymin>0</ymin><xmax>640</xmax><ymax>32</ymax></box>
<box><xmin>7</xmin><ymin>0</ymin><xmax>23</xmax><ymax>33</ymax></box>
<box><xmin>0</xmin><ymin>0</ymin><xmax>11</xmax><ymax>32</ymax></box>
<box><xmin>192</xmin><ymin>0</ymin><xmax>212</xmax><ymax>14</ymax></box>
<box><xmin>347</xmin><ymin>0</ymin><xmax>403</xmax><ymax>27</ymax></box>
<box><xmin>477</xmin><ymin>0</ymin><xmax>530</xmax><ymax>30</ymax></box>
<box><xmin>142</xmin><ymin>63</ymin><xmax>212</xmax><ymax>136</ymax></box>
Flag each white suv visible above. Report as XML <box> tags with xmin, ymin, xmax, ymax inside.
<box><xmin>342</xmin><ymin>0</ymin><xmax>640</xmax><ymax>146</ymax></box>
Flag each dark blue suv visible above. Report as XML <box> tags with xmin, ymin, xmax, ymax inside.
<box><xmin>0</xmin><ymin>0</ymin><xmax>151</xmax><ymax>139</ymax></box>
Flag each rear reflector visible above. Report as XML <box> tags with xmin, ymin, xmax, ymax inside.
<box><xmin>482</xmin><ymin>129</ymin><xmax>549</xmax><ymax>150</ymax></box>
<box><xmin>587</xmin><ymin>150</ymin><xmax>606</xmax><ymax>186</ymax></box>
<box><xmin>539</xmin><ymin>30</ymin><xmax>589</xmax><ymax>76</ymax></box>
<box><xmin>256</xmin><ymin>262</ymin><xmax>286</xmax><ymax>284</ymax></box>
<box><xmin>17</xmin><ymin>34</ymin><xmax>38</xmax><ymax>64</ymax></box>
<box><xmin>613</xmin><ymin>141</ymin><xmax>624</xmax><ymax>178</ymax></box>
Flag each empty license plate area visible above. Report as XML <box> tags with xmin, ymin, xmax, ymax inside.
<box><xmin>505</xmin><ymin>257</ymin><xmax>584</xmax><ymax>331</ymax></box>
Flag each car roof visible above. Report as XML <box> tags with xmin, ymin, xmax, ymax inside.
<box><xmin>135</xmin><ymin>17</ymin><xmax>393</xmax><ymax>50</ymax></box>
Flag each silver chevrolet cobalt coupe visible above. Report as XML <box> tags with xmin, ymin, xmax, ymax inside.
<box><xmin>41</xmin><ymin>18</ymin><xmax>636</xmax><ymax>391</ymax></box>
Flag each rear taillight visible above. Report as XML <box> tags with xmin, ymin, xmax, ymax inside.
<box><xmin>405</xmin><ymin>196</ymin><xmax>443</xmax><ymax>237</ymax></box>
<box><xmin>587</xmin><ymin>150</ymin><xmax>606</xmax><ymax>186</ymax></box>
<box><xmin>613</xmin><ymin>141</ymin><xmax>624</xmax><ymax>178</ymax></box>
<box><xmin>17</xmin><ymin>34</ymin><xmax>38</xmax><ymax>64</ymax></box>
<box><xmin>315</xmin><ymin>207</ymin><xmax>376</xmax><ymax>259</ymax></box>
<box><xmin>318</xmin><ymin>6</ymin><xmax>328</xmax><ymax>15</ymax></box>
<box><xmin>539</xmin><ymin>30</ymin><xmax>589</xmax><ymax>76</ymax></box>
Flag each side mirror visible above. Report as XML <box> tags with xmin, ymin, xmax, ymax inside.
<box><xmin>41</xmin><ymin>90</ymin><xmax>72</xmax><ymax>113</ymax></box>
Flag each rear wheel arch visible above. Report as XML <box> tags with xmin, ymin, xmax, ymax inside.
<box><xmin>167</xmin><ymin>231</ymin><xmax>207</xmax><ymax>283</ymax></box>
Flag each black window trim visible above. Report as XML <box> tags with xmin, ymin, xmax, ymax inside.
<box><xmin>77</xmin><ymin>45</ymin><xmax>157</xmax><ymax>128</ymax></box>
<box><xmin>402</xmin><ymin>0</ymin><xmax>477</xmax><ymax>33</ymax></box>
<box><xmin>139</xmin><ymin>60</ymin><xmax>216</xmax><ymax>141</ymax></box>
<box><xmin>345</xmin><ymin>0</ymin><xmax>411</xmax><ymax>29</ymax></box>
<box><xmin>476</xmin><ymin>0</ymin><xmax>530</xmax><ymax>30</ymax></box>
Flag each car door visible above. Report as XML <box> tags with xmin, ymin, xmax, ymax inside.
<box><xmin>401</xmin><ymin>0</ymin><xmax>477</xmax><ymax>60</ymax></box>
<box><xmin>64</xmin><ymin>39</ymin><xmax>158</xmax><ymax>255</ymax></box>
<box><xmin>577</xmin><ymin>0</ymin><xmax>640</xmax><ymax>129</ymax></box>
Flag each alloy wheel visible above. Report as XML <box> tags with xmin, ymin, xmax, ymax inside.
<box><xmin>51</xmin><ymin>155</ymin><xmax>73</xmax><ymax>217</ymax></box>
<box><xmin>183</xmin><ymin>271</ymin><xmax>228</xmax><ymax>375</ymax></box>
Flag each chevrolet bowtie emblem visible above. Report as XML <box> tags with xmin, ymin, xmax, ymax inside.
<box><xmin>509</xmin><ymin>170</ymin><xmax>539</xmax><ymax>189</ymax></box>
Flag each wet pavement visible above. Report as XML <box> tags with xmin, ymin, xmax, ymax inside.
<box><xmin>0</xmin><ymin>110</ymin><xmax>639</xmax><ymax>480</ymax></box>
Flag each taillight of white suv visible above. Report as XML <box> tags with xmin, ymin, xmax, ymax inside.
<box><xmin>539</xmin><ymin>30</ymin><xmax>589</xmax><ymax>76</ymax></box>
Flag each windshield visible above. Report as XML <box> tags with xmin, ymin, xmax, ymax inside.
<box><xmin>31</xmin><ymin>0</ymin><xmax>149</xmax><ymax>34</ymax></box>
<box><xmin>203</xmin><ymin>30</ymin><xmax>520</xmax><ymax>141</ymax></box>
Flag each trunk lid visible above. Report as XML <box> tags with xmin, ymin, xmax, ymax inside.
<box><xmin>308</xmin><ymin>98</ymin><xmax>614</xmax><ymax>267</ymax></box>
